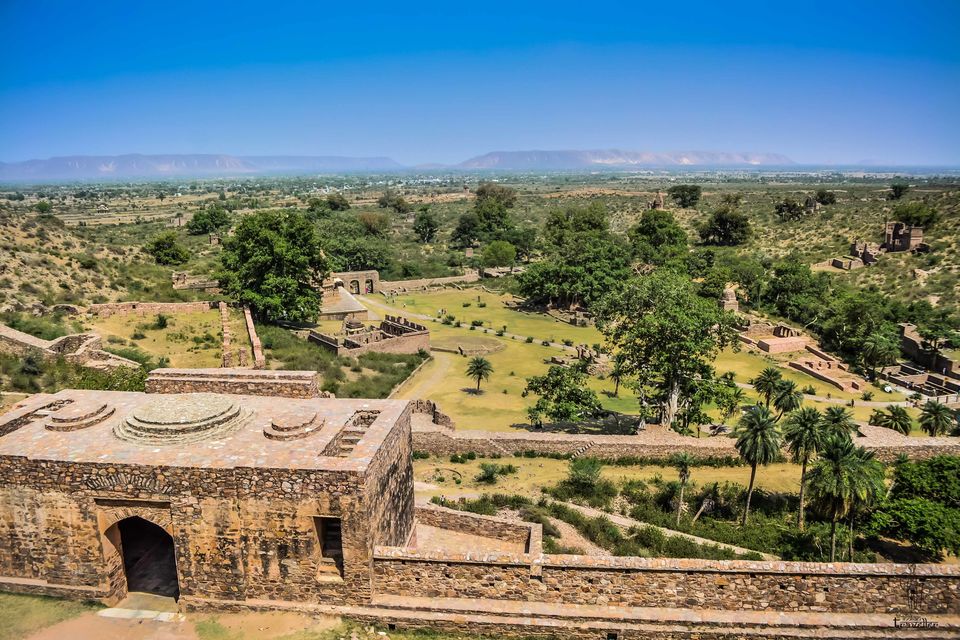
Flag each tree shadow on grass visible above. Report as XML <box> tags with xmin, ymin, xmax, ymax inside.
<box><xmin>461</xmin><ymin>387</ymin><xmax>485</xmax><ymax>395</ymax></box>
<box><xmin>510</xmin><ymin>412</ymin><xmax>643</xmax><ymax>435</ymax></box>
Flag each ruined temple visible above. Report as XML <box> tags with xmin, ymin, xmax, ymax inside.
<box><xmin>884</xmin><ymin>220</ymin><xmax>926</xmax><ymax>252</ymax></box>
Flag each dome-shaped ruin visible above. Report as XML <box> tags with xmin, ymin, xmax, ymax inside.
<box><xmin>113</xmin><ymin>393</ymin><xmax>250</xmax><ymax>445</ymax></box>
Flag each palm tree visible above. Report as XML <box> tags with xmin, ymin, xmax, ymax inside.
<box><xmin>722</xmin><ymin>387</ymin><xmax>747</xmax><ymax>424</ymax></box>
<box><xmin>919</xmin><ymin>400</ymin><xmax>954</xmax><ymax>437</ymax></box>
<box><xmin>861</xmin><ymin>333</ymin><xmax>898</xmax><ymax>380</ymax></box>
<box><xmin>822</xmin><ymin>406</ymin><xmax>857</xmax><ymax>441</ymax></box>
<box><xmin>845</xmin><ymin>447</ymin><xmax>886</xmax><ymax>561</ymax></box>
<box><xmin>610</xmin><ymin>355</ymin><xmax>625</xmax><ymax>397</ymax></box>
<box><xmin>733</xmin><ymin>405</ymin><xmax>783</xmax><ymax>525</ymax></box>
<box><xmin>751</xmin><ymin>367</ymin><xmax>783</xmax><ymax>408</ymax></box>
<box><xmin>671</xmin><ymin>452</ymin><xmax>694</xmax><ymax>526</ymax></box>
<box><xmin>805</xmin><ymin>436</ymin><xmax>884</xmax><ymax>561</ymax></box>
<box><xmin>877</xmin><ymin>405</ymin><xmax>913</xmax><ymax>435</ymax></box>
<box><xmin>783</xmin><ymin>407</ymin><xmax>824</xmax><ymax>529</ymax></box>
<box><xmin>466</xmin><ymin>356</ymin><xmax>493</xmax><ymax>392</ymax></box>
<box><xmin>773</xmin><ymin>379</ymin><xmax>803</xmax><ymax>419</ymax></box>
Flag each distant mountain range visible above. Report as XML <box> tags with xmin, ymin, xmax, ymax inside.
<box><xmin>0</xmin><ymin>149</ymin><xmax>793</xmax><ymax>180</ymax></box>
<box><xmin>456</xmin><ymin>149</ymin><xmax>794</xmax><ymax>169</ymax></box>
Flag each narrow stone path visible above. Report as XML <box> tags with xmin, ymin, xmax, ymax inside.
<box><xmin>555</xmin><ymin>500</ymin><xmax>779</xmax><ymax>560</ymax></box>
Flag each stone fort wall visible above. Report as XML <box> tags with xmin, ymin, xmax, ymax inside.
<box><xmin>372</xmin><ymin>548</ymin><xmax>959</xmax><ymax>615</ymax></box>
<box><xmin>87</xmin><ymin>301</ymin><xmax>217</xmax><ymax>317</ymax></box>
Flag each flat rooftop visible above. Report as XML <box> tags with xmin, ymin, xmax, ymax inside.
<box><xmin>0</xmin><ymin>389</ymin><xmax>409</xmax><ymax>472</ymax></box>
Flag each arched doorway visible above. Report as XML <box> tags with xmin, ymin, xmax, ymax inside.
<box><xmin>364</xmin><ymin>279</ymin><xmax>374</xmax><ymax>293</ymax></box>
<box><xmin>108</xmin><ymin>516</ymin><xmax>179</xmax><ymax>599</ymax></box>
<box><xmin>349</xmin><ymin>280</ymin><xmax>360</xmax><ymax>294</ymax></box>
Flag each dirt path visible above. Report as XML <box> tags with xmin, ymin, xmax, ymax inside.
<box><xmin>548</xmin><ymin>517</ymin><xmax>611</xmax><ymax>556</ymax></box>
<box><xmin>391</xmin><ymin>350</ymin><xmax>453</xmax><ymax>399</ymax></box>
<box><xmin>26</xmin><ymin>612</ymin><xmax>198</xmax><ymax>640</ymax></box>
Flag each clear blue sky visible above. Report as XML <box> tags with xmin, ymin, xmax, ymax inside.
<box><xmin>1</xmin><ymin>1</ymin><xmax>958</xmax><ymax>165</ymax></box>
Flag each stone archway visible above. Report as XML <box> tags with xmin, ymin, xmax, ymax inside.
<box><xmin>103</xmin><ymin>515</ymin><xmax>180</xmax><ymax>601</ymax></box>
<box><xmin>349</xmin><ymin>280</ymin><xmax>360</xmax><ymax>294</ymax></box>
<box><xmin>364</xmin><ymin>279</ymin><xmax>374</xmax><ymax>294</ymax></box>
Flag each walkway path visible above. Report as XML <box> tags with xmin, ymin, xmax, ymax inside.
<box><xmin>733</xmin><ymin>381</ymin><xmax>911</xmax><ymax>408</ymax></box>
<box><xmin>391</xmin><ymin>351</ymin><xmax>453</xmax><ymax>400</ymax></box>
<box><xmin>555</xmin><ymin>500</ymin><xmax>780</xmax><ymax>560</ymax></box>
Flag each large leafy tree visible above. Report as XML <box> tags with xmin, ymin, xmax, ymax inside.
<box><xmin>667</xmin><ymin>184</ymin><xmax>702</xmax><ymax>208</ymax></box>
<box><xmin>144</xmin><ymin>231</ymin><xmax>189</xmax><ymax>265</ymax></box>
<box><xmin>920</xmin><ymin>401</ymin><xmax>955</xmax><ymax>437</ymax></box>
<box><xmin>186</xmin><ymin>205</ymin><xmax>230</xmax><ymax>235</ymax></box>
<box><xmin>628</xmin><ymin>209</ymin><xmax>688</xmax><ymax>265</ymax></box>
<box><xmin>413</xmin><ymin>208</ymin><xmax>439</xmax><ymax>243</ymax></box>
<box><xmin>523</xmin><ymin>365</ymin><xmax>602</xmax><ymax>426</ymax></box>
<box><xmin>698</xmin><ymin>205</ymin><xmax>751</xmax><ymax>246</ymax></box>
<box><xmin>783</xmin><ymin>407</ymin><xmax>825</xmax><ymax>529</ymax></box>
<box><xmin>733</xmin><ymin>405</ymin><xmax>783</xmax><ymax>525</ymax></box>
<box><xmin>518</xmin><ymin>203</ymin><xmax>631</xmax><ymax>309</ymax></box>
<box><xmin>595</xmin><ymin>269</ymin><xmax>738</xmax><ymax>428</ymax></box>
<box><xmin>218</xmin><ymin>210</ymin><xmax>329</xmax><ymax>323</ymax></box>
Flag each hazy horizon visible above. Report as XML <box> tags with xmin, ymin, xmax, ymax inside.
<box><xmin>1</xmin><ymin>0</ymin><xmax>958</xmax><ymax>166</ymax></box>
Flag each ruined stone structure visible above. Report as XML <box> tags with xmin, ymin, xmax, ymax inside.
<box><xmin>308</xmin><ymin>315</ymin><xmax>429</xmax><ymax>357</ymax></box>
<box><xmin>0</xmin><ymin>386</ymin><xmax>958</xmax><ymax>636</ymax></box>
<box><xmin>648</xmin><ymin>190</ymin><xmax>665</xmax><ymax>210</ymax></box>
<box><xmin>884</xmin><ymin>221</ymin><xmax>926</xmax><ymax>252</ymax></box>
<box><xmin>171</xmin><ymin>272</ymin><xmax>220</xmax><ymax>292</ymax></box>
<box><xmin>720</xmin><ymin>286</ymin><xmax>739</xmax><ymax>312</ymax></box>
<box><xmin>145</xmin><ymin>368</ymin><xmax>329</xmax><ymax>398</ymax></box>
<box><xmin>0</xmin><ymin>389</ymin><xmax>413</xmax><ymax>608</ymax></box>
<box><xmin>88</xmin><ymin>301</ymin><xmax>218</xmax><ymax>318</ymax></box>
<box><xmin>0</xmin><ymin>323</ymin><xmax>138</xmax><ymax>370</ymax></box>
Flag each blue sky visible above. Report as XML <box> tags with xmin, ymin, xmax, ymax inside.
<box><xmin>1</xmin><ymin>1</ymin><xmax>958</xmax><ymax>165</ymax></box>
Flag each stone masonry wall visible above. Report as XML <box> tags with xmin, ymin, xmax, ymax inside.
<box><xmin>87</xmin><ymin>301</ymin><xmax>216</xmax><ymax>317</ymax></box>
<box><xmin>145</xmin><ymin>369</ymin><xmax>324</xmax><ymax>398</ymax></box>
<box><xmin>372</xmin><ymin>549</ymin><xmax>960</xmax><ymax>614</ymax></box>
<box><xmin>244</xmin><ymin>307</ymin><xmax>266</xmax><ymax>369</ymax></box>
<box><xmin>379</xmin><ymin>271</ymin><xmax>480</xmax><ymax>294</ymax></box>
<box><xmin>415</xmin><ymin>504</ymin><xmax>534</xmax><ymax>547</ymax></box>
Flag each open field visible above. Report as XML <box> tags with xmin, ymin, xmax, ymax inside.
<box><xmin>414</xmin><ymin>456</ymin><xmax>803</xmax><ymax>500</ymax></box>
<box><xmin>84</xmin><ymin>309</ymin><xmax>247</xmax><ymax>369</ymax></box>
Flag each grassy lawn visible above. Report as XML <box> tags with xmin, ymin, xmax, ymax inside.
<box><xmin>0</xmin><ymin>593</ymin><xmax>100</xmax><ymax>640</ymax></box>
<box><xmin>414</xmin><ymin>456</ymin><xmax>803</xmax><ymax>500</ymax></box>
<box><xmin>85</xmin><ymin>309</ymin><xmax>249</xmax><ymax>368</ymax></box>
<box><xmin>386</xmin><ymin>288</ymin><xmax>604</xmax><ymax>345</ymax></box>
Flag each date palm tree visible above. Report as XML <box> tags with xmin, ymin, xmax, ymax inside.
<box><xmin>806</xmin><ymin>436</ymin><xmax>884</xmax><ymax>561</ymax></box>
<box><xmin>919</xmin><ymin>400</ymin><xmax>954</xmax><ymax>437</ymax></box>
<box><xmin>733</xmin><ymin>405</ymin><xmax>783</xmax><ymax>525</ymax></box>
<box><xmin>751</xmin><ymin>367</ymin><xmax>782</xmax><ymax>408</ymax></box>
<box><xmin>861</xmin><ymin>332</ymin><xmax>898</xmax><ymax>380</ymax></box>
<box><xmin>822</xmin><ymin>406</ymin><xmax>857</xmax><ymax>441</ymax></box>
<box><xmin>466</xmin><ymin>356</ymin><xmax>493</xmax><ymax>392</ymax></box>
<box><xmin>783</xmin><ymin>406</ymin><xmax>824</xmax><ymax>530</ymax></box>
<box><xmin>773</xmin><ymin>379</ymin><xmax>803</xmax><ymax>419</ymax></box>
<box><xmin>877</xmin><ymin>405</ymin><xmax>913</xmax><ymax>435</ymax></box>
<box><xmin>671</xmin><ymin>452</ymin><xmax>694</xmax><ymax>526</ymax></box>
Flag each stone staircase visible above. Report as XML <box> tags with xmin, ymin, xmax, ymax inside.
<box><xmin>323</xmin><ymin>410</ymin><xmax>380</xmax><ymax>457</ymax></box>
<box><xmin>262</xmin><ymin>412</ymin><xmax>323</xmax><ymax>441</ymax></box>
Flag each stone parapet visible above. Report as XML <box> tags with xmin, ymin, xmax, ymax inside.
<box><xmin>87</xmin><ymin>301</ymin><xmax>217</xmax><ymax>317</ymax></box>
<box><xmin>146</xmin><ymin>368</ymin><xmax>326</xmax><ymax>398</ymax></box>
<box><xmin>414</xmin><ymin>504</ymin><xmax>535</xmax><ymax>549</ymax></box>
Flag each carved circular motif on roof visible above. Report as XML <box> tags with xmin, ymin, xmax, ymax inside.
<box><xmin>113</xmin><ymin>393</ymin><xmax>251</xmax><ymax>445</ymax></box>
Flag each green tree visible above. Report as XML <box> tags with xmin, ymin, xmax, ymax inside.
<box><xmin>671</xmin><ymin>452</ymin><xmax>694</xmax><ymax>526</ymax></box>
<box><xmin>920</xmin><ymin>400</ymin><xmax>954</xmax><ymax>437</ymax></box>
<box><xmin>861</xmin><ymin>332</ymin><xmax>899</xmax><ymax>380</ymax></box>
<box><xmin>466</xmin><ymin>356</ymin><xmax>493</xmax><ymax>392</ymax></box>
<box><xmin>667</xmin><ymin>184</ymin><xmax>702</xmax><ymax>208</ymax></box>
<box><xmin>451</xmin><ymin>212</ymin><xmax>480</xmax><ymax>248</ymax></box>
<box><xmin>144</xmin><ymin>231</ymin><xmax>189</xmax><ymax>265</ymax></box>
<box><xmin>774</xmin><ymin>198</ymin><xmax>805</xmax><ymax>221</ymax></box>
<box><xmin>750</xmin><ymin>367</ymin><xmax>782</xmax><ymax>408</ymax></box>
<box><xmin>326</xmin><ymin>192</ymin><xmax>351</xmax><ymax>211</ymax></box>
<box><xmin>806</xmin><ymin>436</ymin><xmax>884</xmax><ymax>561</ymax></box>
<box><xmin>698</xmin><ymin>205</ymin><xmax>751</xmax><ymax>246</ymax></box>
<box><xmin>218</xmin><ymin>210</ymin><xmax>330</xmax><ymax>323</ymax></box>
<box><xmin>628</xmin><ymin>209</ymin><xmax>688</xmax><ymax>265</ymax></box>
<box><xmin>595</xmin><ymin>270</ymin><xmax>738</xmax><ymax>428</ymax></box>
<box><xmin>523</xmin><ymin>365</ymin><xmax>602</xmax><ymax>426</ymax></box>
<box><xmin>34</xmin><ymin>200</ymin><xmax>53</xmax><ymax>214</ymax></box>
<box><xmin>876</xmin><ymin>405</ymin><xmax>913</xmax><ymax>435</ymax></box>
<box><xmin>483</xmin><ymin>240</ymin><xmax>516</xmax><ymax>269</ymax></box>
<box><xmin>783</xmin><ymin>407</ymin><xmax>825</xmax><ymax>529</ymax></box>
<box><xmin>377</xmin><ymin>190</ymin><xmax>410</xmax><ymax>214</ymax></box>
<box><xmin>772</xmin><ymin>379</ymin><xmax>803</xmax><ymax>419</ymax></box>
<box><xmin>413</xmin><ymin>208</ymin><xmax>439</xmax><ymax>243</ymax></box>
<box><xmin>568</xmin><ymin>457</ymin><xmax>602</xmax><ymax>492</ymax></box>
<box><xmin>186</xmin><ymin>206</ymin><xmax>230</xmax><ymax>235</ymax></box>
<box><xmin>815</xmin><ymin>189</ymin><xmax>837</xmax><ymax>205</ymax></box>
<box><xmin>475</xmin><ymin>181</ymin><xmax>518</xmax><ymax>208</ymax></box>
<box><xmin>822</xmin><ymin>406</ymin><xmax>857</xmax><ymax>441</ymax></box>
<box><xmin>893</xmin><ymin>202</ymin><xmax>940</xmax><ymax>227</ymax></box>
<box><xmin>733</xmin><ymin>405</ymin><xmax>783</xmax><ymax>525</ymax></box>
<box><xmin>888</xmin><ymin>182</ymin><xmax>910</xmax><ymax>200</ymax></box>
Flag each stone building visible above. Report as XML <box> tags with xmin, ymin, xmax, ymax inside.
<box><xmin>0</xmin><ymin>389</ymin><xmax>413</xmax><ymax>608</ymax></box>
<box><xmin>308</xmin><ymin>315</ymin><xmax>429</xmax><ymax>357</ymax></box>
<box><xmin>884</xmin><ymin>221</ymin><xmax>925</xmax><ymax>252</ymax></box>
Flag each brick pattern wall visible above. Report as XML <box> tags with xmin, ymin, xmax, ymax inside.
<box><xmin>379</xmin><ymin>271</ymin><xmax>480</xmax><ymax>294</ymax></box>
<box><xmin>87</xmin><ymin>301</ymin><xmax>217</xmax><ymax>317</ymax></box>
<box><xmin>145</xmin><ymin>369</ymin><xmax>324</xmax><ymax>398</ymax></box>
<box><xmin>415</xmin><ymin>504</ymin><xmax>534</xmax><ymax>547</ymax></box>
<box><xmin>243</xmin><ymin>308</ymin><xmax>266</xmax><ymax>369</ymax></box>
